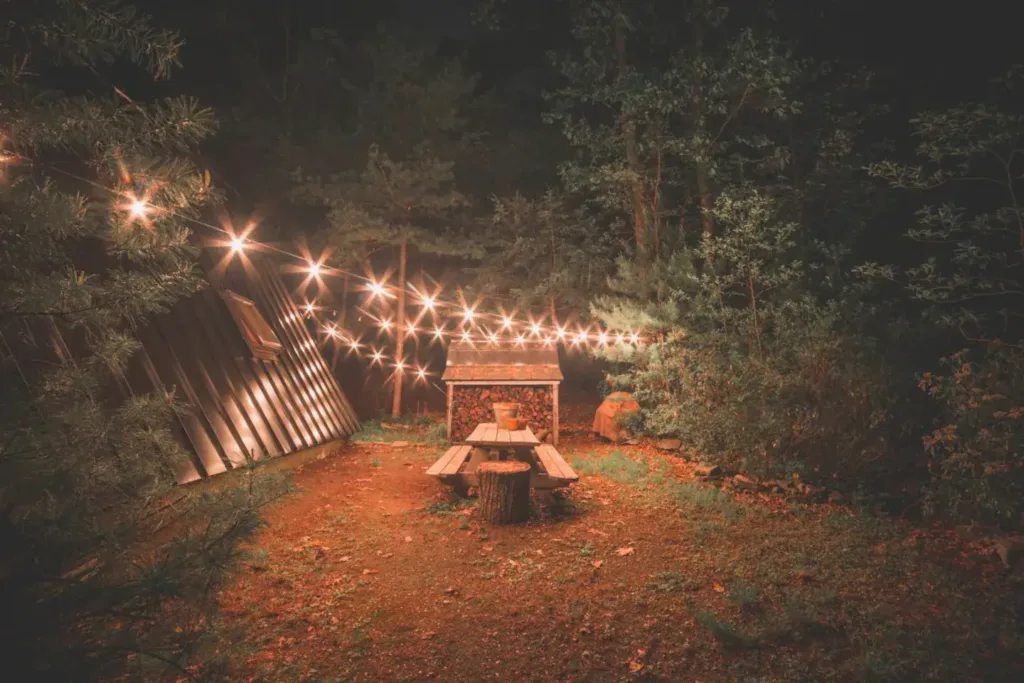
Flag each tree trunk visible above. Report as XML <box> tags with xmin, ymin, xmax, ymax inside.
<box><xmin>391</xmin><ymin>240</ymin><xmax>407</xmax><ymax>418</ymax></box>
<box><xmin>339</xmin><ymin>271</ymin><xmax>350</xmax><ymax>329</ymax></box>
<box><xmin>615</xmin><ymin>21</ymin><xmax>648</xmax><ymax>258</ymax></box>
<box><xmin>477</xmin><ymin>461</ymin><xmax>531</xmax><ymax>524</ymax></box>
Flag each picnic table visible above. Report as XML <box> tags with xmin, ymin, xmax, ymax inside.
<box><xmin>426</xmin><ymin>422</ymin><xmax>577</xmax><ymax>493</ymax></box>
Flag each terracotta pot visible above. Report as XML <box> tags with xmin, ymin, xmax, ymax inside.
<box><xmin>492</xmin><ymin>402</ymin><xmax>520</xmax><ymax>425</ymax></box>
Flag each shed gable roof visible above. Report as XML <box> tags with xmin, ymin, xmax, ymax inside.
<box><xmin>441</xmin><ymin>342</ymin><xmax>563</xmax><ymax>382</ymax></box>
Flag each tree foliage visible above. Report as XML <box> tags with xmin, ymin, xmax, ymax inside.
<box><xmin>0</xmin><ymin>2</ymin><xmax>287</xmax><ymax>677</ymax></box>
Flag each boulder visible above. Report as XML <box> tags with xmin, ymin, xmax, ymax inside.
<box><xmin>656</xmin><ymin>438</ymin><xmax>683</xmax><ymax>452</ymax></box>
<box><xmin>730</xmin><ymin>474</ymin><xmax>758</xmax><ymax>491</ymax></box>
<box><xmin>694</xmin><ymin>464</ymin><xmax>723</xmax><ymax>478</ymax></box>
<box><xmin>592</xmin><ymin>392</ymin><xmax>641</xmax><ymax>442</ymax></box>
<box><xmin>994</xmin><ymin>536</ymin><xmax>1024</xmax><ymax>570</ymax></box>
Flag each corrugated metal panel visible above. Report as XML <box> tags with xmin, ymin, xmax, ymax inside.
<box><xmin>442</xmin><ymin>341</ymin><xmax>563</xmax><ymax>382</ymax></box>
<box><xmin>133</xmin><ymin>252</ymin><xmax>359</xmax><ymax>483</ymax></box>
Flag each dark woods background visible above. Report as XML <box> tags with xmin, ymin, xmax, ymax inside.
<box><xmin>2</xmin><ymin>0</ymin><xmax>1024</xmax><ymax>678</ymax></box>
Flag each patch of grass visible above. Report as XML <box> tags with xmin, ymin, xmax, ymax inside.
<box><xmin>571</xmin><ymin>449</ymin><xmax>649</xmax><ymax>483</ymax></box>
<box><xmin>244</xmin><ymin>547</ymin><xmax>270</xmax><ymax>567</ymax></box>
<box><xmin>725</xmin><ymin>580</ymin><xmax>761</xmax><ymax>612</ymax></box>
<box><xmin>667</xmin><ymin>480</ymin><xmax>745</xmax><ymax>522</ymax></box>
<box><xmin>578</xmin><ymin>542</ymin><xmax>594</xmax><ymax>558</ymax></box>
<box><xmin>692</xmin><ymin>606</ymin><xmax>758</xmax><ymax>651</ymax></box>
<box><xmin>369</xmin><ymin>455</ymin><xmax>381</xmax><ymax>468</ymax></box>
<box><xmin>350</xmin><ymin>417</ymin><xmax>446</xmax><ymax>444</ymax></box>
<box><xmin>426</xmin><ymin>498</ymin><xmax>475</xmax><ymax>516</ymax></box>
<box><xmin>648</xmin><ymin>571</ymin><xmax>694</xmax><ymax>593</ymax></box>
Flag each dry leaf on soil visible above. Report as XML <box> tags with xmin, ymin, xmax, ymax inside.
<box><xmin>592</xmin><ymin>560</ymin><xmax>604</xmax><ymax>568</ymax></box>
<box><xmin>713</xmin><ymin>583</ymin><xmax>725</xmax><ymax>593</ymax></box>
<box><xmin>616</xmin><ymin>547</ymin><xmax>635</xmax><ymax>556</ymax></box>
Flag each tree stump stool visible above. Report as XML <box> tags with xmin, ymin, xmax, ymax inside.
<box><xmin>476</xmin><ymin>460</ymin><xmax>532</xmax><ymax>525</ymax></box>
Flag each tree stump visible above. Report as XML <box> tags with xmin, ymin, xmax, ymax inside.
<box><xmin>476</xmin><ymin>461</ymin><xmax>532</xmax><ymax>525</ymax></box>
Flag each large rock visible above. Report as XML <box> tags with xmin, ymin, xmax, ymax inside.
<box><xmin>592</xmin><ymin>392</ymin><xmax>641</xmax><ymax>442</ymax></box>
<box><xmin>730</xmin><ymin>474</ymin><xmax>758</xmax><ymax>491</ymax></box>
<box><xmin>656</xmin><ymin>438</ymin><xmax>683</xmax><ymax>451</ymax></box>
<box><xmin>694</xmin><ymin>464</ymin><xmax>723</xmax><ymax>478</ymax></box>
<box><xmin>994</xmin><ymin>536</ymin><xmax>1024</xmax><ymax>570</ymax></box>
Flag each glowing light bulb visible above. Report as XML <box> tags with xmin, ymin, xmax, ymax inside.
<box><xmin>422</xmin><ymin>296</ymin><xmax>435</xmax><ymax>310</ymax></box>
<box><xmin>572</xmin><ymin>332</ymin><xmax>585</xmax><ymax>345</ymax></box>
<box><xmin>530</xmin><ymin>322</ymin><xmax>541</xmax><ymax>336</ymax></box>
<box><xmin>487</xmin><ymin>332</ymin><xmax>499</xmax><ymax>344</ymax></box>
<box><xmin>308</xmin><ymin>261</ymin><xmax>322</xmax><ymax>278</ymax></box>
<box><xmin>460</xmin><ymin>330</ymin><xmax>471</xmax><ymax>343</ymax></box>
<box><xmin>349</xmin><ymin>338</ymin><xmax>361</xmax><ymax>351</ymax></box>
<box><xmin>371</xmin><ymin>348</ymin><xmax>383</xmax><ymax>364</ymax></box>
<box><xmin>502</xmin><ymin>316</ymin><xmax>513</xmax><ymax>330</ymax></box>
<box><xmin>462</xmin><ymin>306</ymin><xmax>475</xmax><ymax>323</ymax></box>
<box><xmin>406</xmin><ymin>325</ymin><xmax>419</xmax><ymax>338</ymax></box>
<box><xmin>129</xmin><ymin>198</ymin><xmax>148</xmax><ymax>218</ymax></box>
<box><xmin>556</xmin><ymin>326</ymin><xmax>568</xmax><ymax>340</ymax></box>
<box><xmin>597</xmin><ymin>330</ymin><xmax>609</xmax><ymax>346</ymax></box>
<box><xmin>304</xmin><ymin>302</ymin><xmax>315</xmax><ymax>314</ymax></box>
<box><xmin>433</xmin><ymin>326</ymin><xmax>446</xmax><ymax>340</ymax></box>
<box><xmin>368</xmin><ymin>280</ymin><xmax>387</xmax><ymax>299</ymax></box>
<box><xmin>416</xmin><ymin>367</ymin><xmax>427</xmax><ymax>380</ymax></box>
<box><xmin>630</xmin><ymin>332</ymin><xmax>640</xmax><ymax>344</ymax></box>
<box><xmin>229</xmin><ymin>235</ymin><xmax>246</xmax><ymax>253</ymax></box>
<box><xmin>615</xmin><ymin>332</ymin><xmax>625</xmax><ymax>344</ymax></box>
<box><xmin>394</xmin><ymin>359</ymin><xmax>405</xmax><ymax>373</ymax></box>
<box><xmin>380</xmin><ymin>319</ymin><xmax>393</xmax><ymax>332</ymax></box>
<box><xmin>515</xmin><ymin>334</ymin><xmax>526</xmax><ymax>346</ymax></box>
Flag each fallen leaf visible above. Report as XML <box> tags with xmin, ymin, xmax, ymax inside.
<box><xmin>592</xmin><ymin>560</ymin><xmax>604</xmax><ymax>568</ymax></box>
<box><xmin>713</xmin><ymin>583</ymin><xmax>725</xmax><ymax>593</ymax></box>
<box><xmin>616</xmin><ymin>547</ymin><xmax>635</xmax><ymax>556</ymax></box>
<box><xmin>587</xmin><ymin>528</ymin><xmax>609</xmax><ymax>537</ymax></box>
<box><xmin>628</xmin><ymin>659</ymin><xmax>645</xmax><ymax>673</ymax></box>
<box><xmin>420</xmin><ymin>631</ymin><xmax>436</xmax><ymax>640</ymax></box>
<box><xmin>362</xmin><ymin>569</ymin><xmax>378</xmax><ymax>576</ymax></box>
<box><xmin>404</xmin><ymin>535</ymin><xmax>412</xmax><ymax>543</ymax></box>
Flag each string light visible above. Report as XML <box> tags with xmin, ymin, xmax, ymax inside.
<box><xmin>370</xmin><ymin>347</ymin><xmax>384</xmax><ymax>365</ymax></box>
<box><xmin>415</xmin><ymin>366</ymin><xmax>428</xmax><ymax>381</ymax></box>
<box><xmin>487</xmin><ymin>331</ymin><xmax>499</xmax><ymax>345</ymax></box>
<box><xmin>379</xmin><ymin>318</ymin><xmax>393</xmax><ymax>333</ymax></box>
<box><xmin>394</xmin><ymin>359</ymin><xmax>406</xmax><ymax>374</ymax></box>
<box><xmin>5</xmin><ymin>121</ymin><xmax>649</xmax><ymax>364</ymax></box>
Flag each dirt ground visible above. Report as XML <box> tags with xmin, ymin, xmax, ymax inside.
<box><xmin>211</xmin><ymin>402</ymin><xmax>1022</xmax><ymax>683</ymax></box>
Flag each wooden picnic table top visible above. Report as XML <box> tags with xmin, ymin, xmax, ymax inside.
<box><xmin>465</xmin><ymin>422</ymin><xmax>540</xmax><ymax>448</ymax></box>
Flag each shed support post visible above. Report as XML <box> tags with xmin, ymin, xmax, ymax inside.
<box><xmin>552</xmin><ymin>382</ymin><xmax>560</xmax><ymax>446</ymax></box>
<box><xmin>446</xmin><ymin>383</ymin><xmax>454</xmax><ymax>441</ymax></box>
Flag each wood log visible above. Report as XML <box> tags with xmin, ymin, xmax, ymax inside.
<box><xmin>451</xmin><ymin>385</ymin><xmax>554</xmax><ymax>441</ymax></box>
<box><xmin>476</xmin><ymin>461</ymin><xmax>531</xmax><ymax>524</ymax></box>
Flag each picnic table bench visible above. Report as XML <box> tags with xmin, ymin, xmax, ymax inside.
<box><xmin>426</xmin><ymin>423</ymin><xmax>577</xmax><ymax>493</ymax></box>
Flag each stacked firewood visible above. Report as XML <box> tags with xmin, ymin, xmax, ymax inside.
<box><xmin>451</xmin><ymin>385</ymin><xmax>553</xmax><ymax>440</ymax></box>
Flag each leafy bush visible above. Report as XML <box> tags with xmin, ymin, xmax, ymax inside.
<box><xmin>596</xmin><ymin>190</ymin><xmax>892</xmax><ymax>484</ymax></box>
<box><xmin>920</xmin><ymin>348</ymin><xmax>1024</xmax><ymax>524</ymax></box>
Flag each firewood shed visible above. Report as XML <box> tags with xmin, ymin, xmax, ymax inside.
<box><xmin>442</xmin><ymin>342</ymin><xmax>563</xmax><ymax>445</ymax></box>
